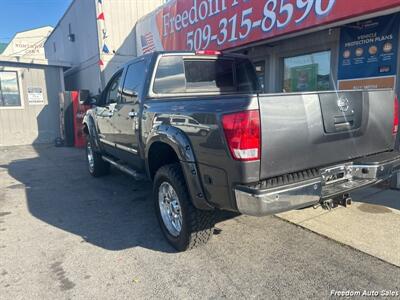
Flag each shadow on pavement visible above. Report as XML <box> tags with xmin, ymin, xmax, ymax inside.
<box><xmin>2</xmin><ymin>144</ymin><xmax>238</xmax><ymax>253</ymax></box>
<box><xmin>351</xmin><ymin>182</ymin><xmax>400</xmax><ymax>211</ymax></box>
<box><xmin>2</xmin><ymin>145</ymin><xmax>168</xmax><ymax>252</ymax></box>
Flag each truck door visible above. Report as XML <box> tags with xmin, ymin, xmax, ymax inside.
<box><xmin>96</xmin><ymin>70</ymin><xmax>123</xmax><ymax>147</ymax></box>
<box><xmin>112</xmin><ymin>59</ymin><xmax>146</xmax><ymax>169</ymax></box>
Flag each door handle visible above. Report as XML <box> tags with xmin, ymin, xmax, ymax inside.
<box><xmin>335</xmin><ymin>121</ymin><xmax>353</xmax><ymax>130</ymax></box>
<box><xmin>128</xmin><ymin>111</ymin><xmax>138</xmax><ymax>118</ymax></box>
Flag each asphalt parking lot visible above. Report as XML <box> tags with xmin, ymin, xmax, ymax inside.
<box><xmin>1</xmin><ymin>145</ymin><xmax>400</xmax><ymax>299</ymax></box>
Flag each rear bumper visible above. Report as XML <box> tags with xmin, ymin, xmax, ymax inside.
<box><xmin>234</xmin><ymin>151</ymin><xmax>400</xmax><ymax>217</ymax></box>
<box><xmin>235</xmin><ymin>178</ymin><xmax>321</xmax><ymax>217</ymax></box>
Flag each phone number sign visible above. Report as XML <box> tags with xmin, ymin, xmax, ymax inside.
<box><xmin>136</xmin><ymin>0</ymin><xmax>400</xmax><ymax>54</ymax></box>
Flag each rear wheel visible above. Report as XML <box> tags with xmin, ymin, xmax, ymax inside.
<box><xmin>154</xmin><ymin>163</ymin><xmax>215</xmax><ymax>251</ymax></box>
<box><xmin>86</xmin><ymin>139</ymin><xmax>110</xmax><ymax>177</ymax></box>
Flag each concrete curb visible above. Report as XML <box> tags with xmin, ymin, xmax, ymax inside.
<box><xmin>276</xmin><ymin>188</ymin><xmax>400</xmax><ymax>267</ymax></box>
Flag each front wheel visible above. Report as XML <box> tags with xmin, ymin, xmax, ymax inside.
<box><xmin>86</xmin><ymin>139</ymin><xmax>110</xmax><ymax>177</ymax></box>
<box><xmin>154</xmin><ymin>163</ymin><xmax>215</xmax><ymax>251</ymax></box>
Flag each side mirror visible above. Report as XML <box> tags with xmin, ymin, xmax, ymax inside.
<box><xmin>81</xmin><ymin>95</ymin><xmax>98</xmax><ymax>106</ymax></box>
<box><xmin>88</xmin><ymin>97</ymin><xmax>98</xmax><ymax>105</ymax></box>
<box><xmin>122</xmin><ymin>89</ymin><xmax>139</xmax><ymax>104</ymax></box>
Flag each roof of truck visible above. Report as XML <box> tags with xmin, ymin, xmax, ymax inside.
<box><xmin>151</xmin><ymin>50</ymin><xmax>248</xmax><ymax>58</ymax></box>
<box><xmin>122</xmin><ymin>50</ymin><xmax>249</xmax><ymax>67</ymax></box>
<box><xmin>116</xmin><ymin>50</ymin><xmax>251</xmax><ymax>75</ymax></box>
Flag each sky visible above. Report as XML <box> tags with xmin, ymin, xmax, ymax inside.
<box><xmin>0</xmin><ymin>0</ymin><xmax>72</xmax><ymax>44</ymax></box>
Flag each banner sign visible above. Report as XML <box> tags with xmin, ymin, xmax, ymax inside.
<box><xmin>338</xmin><ymin>13</ymin><xmax>400</xmax><ymax>90</ymax></box>
<box><xmin>338</xmin><ymin>77</ymin><xmax>396</xmax><ymax>90</ymax></box>
<box><xmin>136</xmin><ymin>0</ymin><xmax>400</xmax><ymax>55</ymax></box>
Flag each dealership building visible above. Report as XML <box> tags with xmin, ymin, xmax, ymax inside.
<box><xmin>44</xmin><ymin>0</ymin><xmax>400</xmax><ymax>98</ymax></box>
<box><xmin>136</xmin><ymin>0</ymin><xmax>400</xmax><ymax>96</ymax></box>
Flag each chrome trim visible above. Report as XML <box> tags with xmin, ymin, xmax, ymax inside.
<box><xmin>99</xmin><ymin>138</ymin><xmax>115</xmax><ymax>147</ymax></box>
<box><xmin>351</xmin><ymin>159</ymin><xmax>400</xmax><ymax>180</ymax></box>
<box><xmin>236</xmin><ymin>155</ymin><xmax>400</xmax><ymax>216</ymax></box>
<box><xmin>158</xmin><ymin>182</ymin><xmax>183</xmax><ymax>237</ymax></box>
<box><xmin>115</xmin><ymin>143</ymin><xmax>138</xmax><ymax>154</ymax></box>
<box><xmin>86</xmin><ymin>140</ymin><xmax>95</xmax><ymax>173</ymax></box>
<box><xmin>99</xmin><ymin>139</ymin><xmax>139</xmax><ymax>155</ymax></box>
<box><xmin>101</xmin><ymin>156</ymin><xmax>145</xmax><ymax>180</ymax></box>
<box><xmin>235</xmin><ymin>178</ymin><xmax>322</xmax><ymax>217</ymax></box>
<box><xmin>321</xmin><ymin>163</ymin><xmax>353</xmax><ymax>185</ymax></box>
<box><xmin>321</xmin><ymin>178</ymin><xmax>376</xmax><ymax>199</ymax></box>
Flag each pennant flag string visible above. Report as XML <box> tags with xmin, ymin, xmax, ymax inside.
<box><xmin>102</xmin><ymin>29</ymin><xmax>108</xmax><ymax>40</ymax></box>
<box><xmin>102</xmin><ymin>44</ymin><xmax>110</xmax><ymax>54</ymax></box>
<box><xmin>97</xmin><ymin>0</ymin><xmax>111</xmax><ymax>59</ymax></box>
<box><xmin>97</xmin><ymin>12</ymin><xmax>105</xmax><ymax>20</ymax></box>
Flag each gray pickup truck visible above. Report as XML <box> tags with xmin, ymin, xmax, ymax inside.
<box><xmin>83</xmin><ymin>51</ymin><xmax>400</xmax><ymax>251</ymax></box>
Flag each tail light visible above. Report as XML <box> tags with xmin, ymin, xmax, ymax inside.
<box><xmin>222</xmin><ymin>110</ymin><xmax>261</xmax><ymax>161</ymax></box>
<box><xmin>394</xmin><ymin>95</ymin><xmax>399</xmax><ymax>135</ymax></box>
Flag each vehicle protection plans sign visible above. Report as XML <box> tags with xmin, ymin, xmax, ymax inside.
<box><xmin>136</xmin><ymin>0</ymin><xmax>400</xmax><ymax>55</ymax></box>
<box><xmin>338</xmin><ymin>14</ymin><xmax>400</xmax><ymax>90</ymax></box>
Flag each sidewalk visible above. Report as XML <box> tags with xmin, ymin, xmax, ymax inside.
<box><xmin>277</xmin><ymin>187</ymin><xmax>400</xmax><ymax>267</ymax></box>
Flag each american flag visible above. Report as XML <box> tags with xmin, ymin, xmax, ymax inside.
<box><xmin>141</xmin><ymin>32</ymin><xmax>156</xmax><ymax>54</ymax></box>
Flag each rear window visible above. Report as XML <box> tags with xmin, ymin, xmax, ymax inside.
<box><xmin>153</xmin><ymin>56</ymin><xmax>259</xmax><ymax>95</ymax></box>
<box><xmin>184</xmin><ymin>60</ymin><xmax>235</xmax><ymax>92</ymax></box>
<box><xmin>172</xmin><ymin>118</ymin><xmax>186</xmax><ymax>123</ymax></box>
<box><xmin>155</xmin><ymin>117</ymin><xmax>169</xmax><ymax>123</ymax></box>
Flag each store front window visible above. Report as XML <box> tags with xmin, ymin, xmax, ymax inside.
<box><xmin>254</xmin><ymin>61</ymin><xmax>266</xmax><ymax>92</ymax></box>
<box><xmin>0</xmin><ymin>71</ymin><xmax>21</xmax><ymax>107</ymax></box>
<box><xmin>283</xmin><ymin>51</ymin><xmax>331</xmax><ymax>93</ymax></box>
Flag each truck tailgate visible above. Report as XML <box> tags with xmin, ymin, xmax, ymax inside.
<box><xmin>258</xmin><ymin>90</ymin><xmax>396</xmax><ymax>179</ymax></box>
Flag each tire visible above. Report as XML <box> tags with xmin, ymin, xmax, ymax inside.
<box><xmin>154</xmin><ymin>163</ymin><xmax>215</xmax><ymax>251</ymax></box>
<box><xmin>199</xmin><ymin>129</ymin><xmax>208</xmax><ymax>137</ymax></box>
<box><xmin>86</xmin><ymin>139</ymin><xmax>110</xmax><ymax>177</ymax></box>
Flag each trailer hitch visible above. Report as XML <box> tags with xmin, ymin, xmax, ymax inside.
<box><xmin>335</xmin><ymin>193</ymin><xmax>352</xmax><ymax>208</ymax></box>
<box><xmin>315</xmin><ymin>193</ymin><xmax>352</xmax><ymax>210</ymax></box>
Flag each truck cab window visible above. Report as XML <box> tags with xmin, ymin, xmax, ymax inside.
<box><xmin>184</xmin><ymin>59</ymin><xmax>235</xmax><ymax>93</ymax></box>
<box><xmin>105</xmin><ymin>72</ymin><xmax>122</xmax><ymax>105</ymax></box>
<box><xmin>122</xmin><ymin>60</ymin><xmax>146</xmax><ymax>102</ymax></box>
<box><xmin>153</xmin><ymin>56</ymin><xmax>186</xmax><ymax>94</ymax></box>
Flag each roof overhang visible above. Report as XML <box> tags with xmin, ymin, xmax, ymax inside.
<box><xmin>228</xmin><ymin>6</ymin><xmax>400</xmax><ymax>52</ymax></box>
<box><xmin>0</xmin><ymin>55</ymin><xmax>71</xmax><ymax>68</ymax></box>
